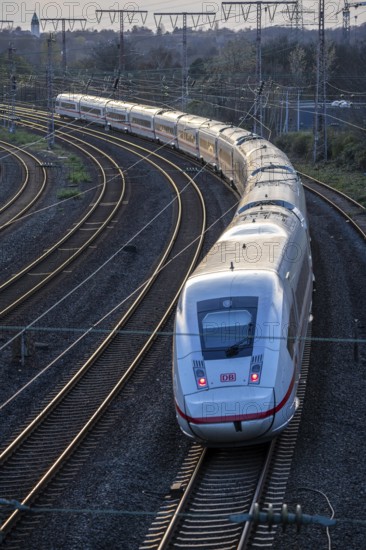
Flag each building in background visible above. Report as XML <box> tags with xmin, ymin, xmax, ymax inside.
<box><xmin>31</xmin><ymin>12</ymin><xmax>40</xmax><ymax>38</ymax></box>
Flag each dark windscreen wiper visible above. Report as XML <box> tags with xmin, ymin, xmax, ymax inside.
<box><xmin>225</xmin><ymin>324</ymin><xmax>253</xmax><ymax>357</ymax></box>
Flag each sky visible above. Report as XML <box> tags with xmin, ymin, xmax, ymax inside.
<box><xmin>1</xmin><ymin>0</ymin><xmax>366</xmax><ymax>33</ymax></box>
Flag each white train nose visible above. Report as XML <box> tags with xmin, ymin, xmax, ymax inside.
<box><xmin>184</xmin><ymin>386</ymin><xmax>275</xmax><ymax>443</ymax></box>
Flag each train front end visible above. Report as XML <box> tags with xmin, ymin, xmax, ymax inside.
<box><xmin>173</xmin><ymin>268</ymin><xmax>297</xmax><ymax>446</ymax></box>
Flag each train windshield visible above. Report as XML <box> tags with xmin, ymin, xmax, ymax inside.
<box><xmin>197</xmin><ymin>296</ymin><xmax>258</xmax><ymax>360</ymax></box>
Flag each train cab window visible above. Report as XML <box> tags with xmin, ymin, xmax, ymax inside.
<box><xmin>197</xmin><ymin>296</ymin><xmax>258</xmax><ymax>360</ymax></box>
<box><xmin>287</xmin><ymin>306</ymin><xmax>298</xmax><ymax>358</ymax></box>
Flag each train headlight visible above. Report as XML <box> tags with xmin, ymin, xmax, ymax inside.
<box><xmin>193</xmin><ymin>366</ymin><xmax>208</xmax><ymax>390</ymax></box>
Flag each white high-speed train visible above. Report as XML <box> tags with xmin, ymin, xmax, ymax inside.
<box><xmin>55</xmin><ymin>93</ymin><xmax>313</xmax><ymax>445</ymax></box>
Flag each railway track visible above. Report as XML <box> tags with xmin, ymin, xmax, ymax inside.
<box><xmin>0</xmin><ymin>141</ymin><xmax>47</xmax><ymax>231</ymax></box>
<box><xmin>140</xmin><ymin>329</ymin><xmax>312</xmax><ymax>550</ymax></box>
<box><xmin>0</xmin><ymin>117</ymin><xmax>208</xmax><ymax>546</ymax></box>
<box><xmin>300</xmin><ymin>171</ymin><xmax>366</xmax><ymax>239</ymax></box>
<box><xmin>1</xmin><ymin>107</ymin><xmax>361</xmax><ymax>549</ymax></box>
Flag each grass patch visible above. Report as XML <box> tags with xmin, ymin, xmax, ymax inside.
<box><xmin>57</xmin><ymin>187</ymin><xmax>81</xmax><ymax>200</ymax></box>
<box><xmin>0</xmin><ymin>127</ymin><xmax>48</xmax><ymax>151</ymax></box>
<box><xmin>67</xmin><ymin>154</ymin><xmax>91</xmax><ymax>185</ymax></box>
<box><xmin>295</xmin><ymin>161</ymin><xmax>366</xmax><ymax>207</ymax></box>
<box><xmin>0</xmin><ymin>127</ymin><xmax>91</xmax><ymax>185</ymax></box>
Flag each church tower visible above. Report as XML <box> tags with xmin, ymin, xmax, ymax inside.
<box><xmin>31</xmin><ymin>12</ymin><xmax>40</xmax><ymax>38</ymax></box>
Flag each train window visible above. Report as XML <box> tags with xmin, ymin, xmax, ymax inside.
<box><xmin>219</xmin><ymin>148</ymin><xmax>232</xmax><ymax>165</ymax></box>
<box><xmin>81</xmin><ymin>107</ymin><xmax>102</xmax><ymax>115</ymax></box>
<box><xmin>287</xmin><ymin>306</ymin><xmax>298</xmax><ymax>358</ymax></box>
<box><xmin>155</xmin><ymin>123</ymin><xmax>174</xmax><ymax>135</ymax></box>
<box><xmin>197</xmin><ymin>296</ymin><xmax>258</xmax><ymax>360</ymax></box>
<box><xmin>295</xmin><ymin>256</ymin><xmax>310</xmax><ymax>315</ymax></box>
<box><xmin>131</xmin><ymin>117</ymin><xmax>151</xmax><ymax>128</ymax></box>
<box><xmin>107</xmin><ymin>112</ymin><xmax>127</xmax><ymax>121</ymax></box>
<box><xmin>203</xmin><ymin>310</ymin><xmax>252</xmax><ymax>348</ymax></box>
<box><xmin>60</xmin><ymin>102</ymin><xmax>76</xmax><ymax>110</ymax></box>
<box><xmin>178</xmin><ymin>129</ymin><xmax>196</xmax><ymax>144</ymax></box>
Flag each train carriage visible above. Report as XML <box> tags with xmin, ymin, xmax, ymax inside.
<box><xmin>177</xmin><ymin>115</ymin><xmax>210</xmax><ymax>158</ymax></box>
<box><xmin>197</xmin><ymin>121</ymin><xmax>232</xmax><ymax>169</ymax></box>
<box><xmin>55</xmin><ymin>93</ymin><xmax>83</xmax><ymax>119</ymax></box>
<box><xmin>153</xmin><ymin>110</ymin><xmax>185</xmax><ymax>147</ymax></box>
<box><xmin>129</xmin><ymin>104</ymin><xmax>164</xmax><ymax>138</ymax></box>
<box><xmin>216</xmin><ymin>127</ymin><xmax>253</xmax><ymax>186</ymax></box>
<box><xmin>105</xmin><ymin>100</ymin><xmax>136</xmax><ymax>133</ymax></box>
<box><xmin>79</xmin><ymin>95</ymin><xmax>109</xmax><ymax>125</ymax></box>
<box><xmin>173</xmin><ymin>200</ymin><xmax>312</xmax><ymax>445</ymax></box>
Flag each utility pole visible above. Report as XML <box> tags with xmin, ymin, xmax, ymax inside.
<box><xmin>8</xmin><ymin>42</ymin><xmax>16</xmax><ymax>133</ymax></box>
<box><xmin>336</xmin><ymin>1</ymin><xmax>366</xmax><ymax>42</ymax></box>
<box><xmin>154</xmin><ymin>11</ymin><xmax>217</xmax><ymax>111</ymax></box>
<box><xmin>40</xmin><ymin>18</ymin><xmax>87</xmax><ymax>74</ymax></box>
<box><xmin>46</xmin><ymin>34</ymin><xmax>55</xmax><ymax>149</ymax></box>
<box><xmin>313</xmin><ymin>0</ymin><xmax>327</xmax><ymax>162</ymax></box>
<box><xmin>0</xmin><ymin>20</ymin><xmax>13</xmax><ymax>30</ymax></box>
<box><xmin>96</xmin><ymin>10</ymin><xmax>148</xmax><ymax>76</ymax></box>
<box><xmin>222</xmin><ymin>2</ymin><xmax>296</xmax><ymax>134</ymax></box>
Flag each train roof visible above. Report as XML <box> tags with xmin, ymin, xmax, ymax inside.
<box><xmin>130</xmin><ymin>104</ymin><xmax>164</xmax><ymax>115</ymax></box>
<box><xmin>105</xmin><ymin>100</ymin><xmax>136</xmax><ymax>111</ymax></box>
<box><xmin>198</xmin><ymin>120</ymin><xmax>233</xmax><ymax>136</ymax></box>
<box><xmin>154</xmin><ymin>110</ymin><xmax>185</xmax><ymax>122</ymax></box>
<box><xmin>177</xmin><ymin>114</ymin><xmax>211</xmax><ymax>129</ymax></box>
<box><xmin>79</xmin><ymin>95</ymin><xmax>110</xmax><ymax>107</ymax></box>
<box><xmin>57</xmin><ymin>93</ymin><xmax>83</xmax><ymax>102</ymax></box>
<box><xmin>191</xmin><ymin>207</ymin><xmax>303</xmax><ymax>279</ymax></box>
<box><xmin>218</xmin><ymin>126</ymin><xmax>255</xmax><ymax>145</ymax></box>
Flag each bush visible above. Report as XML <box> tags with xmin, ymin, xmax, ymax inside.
<box><xmin>274</xmin><ymin>132</ymin><xmax>313</xmax><ymax>159</ymax></box>
<box><xmin>291</xmin><ymin>133</ymin><xmax>313</xmax><ymax>157</ymax></box>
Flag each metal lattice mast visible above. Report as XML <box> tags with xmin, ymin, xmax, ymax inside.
<box><xmin>336</xmin><ymin>1</ymin><xmax>366</xmax><ymax>42</ymax></box>
<box><xmin>47</xmin><ymin>34</ymin><xmax>55</xmax><ymax>149</ymax></box>
<box><xmin>313</xmin><ymin>0</ymin><xmax>327</xmax><ymax>162</ymax></box>
<box><xmin>96</xmin><ymin>10</ymin><xmax>148</xmax><ymax>75</ymax></box>
<box><xmin>8</xmin><ymin>42</ymin><xmax>16</xmax><ymax>133</ymax></box>
<box><xmin>222</xmin><ymin>2</ymin><xmax>296</xmax><ymax>134</ymax></box>
<box><xmin>40</xmin><ymin>18</ymin><xmax>87</xmax><ymax>74</ymax></box>
<box><xmin>256</xmin><ymin>3</ymin><xmax>262</xmax><ymax>132</ymax></box>
<box><xmin>154</xmin><ymin>11</ymin><xmax>217</xmax><ymax>111</ymax></box>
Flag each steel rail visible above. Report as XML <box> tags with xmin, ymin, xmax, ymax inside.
<box><xmin>0</xmin><ymin>128</ymin><xmax>207</xmax><ymax>544</ymax></box>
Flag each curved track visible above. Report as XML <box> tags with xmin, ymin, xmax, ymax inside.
<box><xmin>2</xmin><ymin>107</ymin><xmax>364</xmax><ymax>549</ymax></box>
<box><xmin>0</xmin><ymin>141</ymin><xmax>48</xmax><ymax>231</ymax></box>
<box><xmin>300</xmin><ymin>171</ymin><xmax>366</xmax><ymax>239</ymax></box>
<box><xmin>0</xmin><ymin>111</ymin><xmax>208</xmax><ymax>545</ymax></box>
<box><xmin>140</xmin><ymin>329</ymin><xmax>312</xmax><ymax>550</ymax></box>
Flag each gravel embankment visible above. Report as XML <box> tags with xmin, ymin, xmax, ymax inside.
<box><xmin>273</xmin><ymin>191</ymin><xmax>366</xmax><ymax>550</ymax></box>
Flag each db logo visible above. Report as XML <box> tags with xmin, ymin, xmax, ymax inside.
<box><xmin>220</xmin><ymin>373</ymin><xmax>236</xmax><ymax>382</ymax></box>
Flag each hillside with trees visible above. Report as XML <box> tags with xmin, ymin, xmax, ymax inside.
<box><xmin>0</xmin><ymin>22</ymin><xmax>365</xmax><ymax>175</ymax></box>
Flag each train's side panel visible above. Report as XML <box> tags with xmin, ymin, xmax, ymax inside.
<box><xmin>154</xmin><ymin>111</ymin><xmax>185</xmax><ymax>146</ymax></box>
<box><xmin>105</xmin><ymin>100</ymin><xmax>136</xmax><ymax>132</ymax></box>
<box><xmin>129</xmin><ymin>105</ymin><xmax>163</xmax><ymax>138</ymax></box>
<box><xmin>177</xmin><ymin>115</ymin><xmax>210</xmax><ymax>157</ymax></box>
<box><xmin>197</xmin><ymin>122</ymin><xmax>231</xmax><ymax>167</ymax></box>
<box><xmin>55</xmin><ymin>93</ymin><xmax>83</xmax><ymax>119</ymax></box>
<box><xmin>79</xmin><ymin>96</ymin><xmax>109</xmax><ymax>125</ymax></box>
